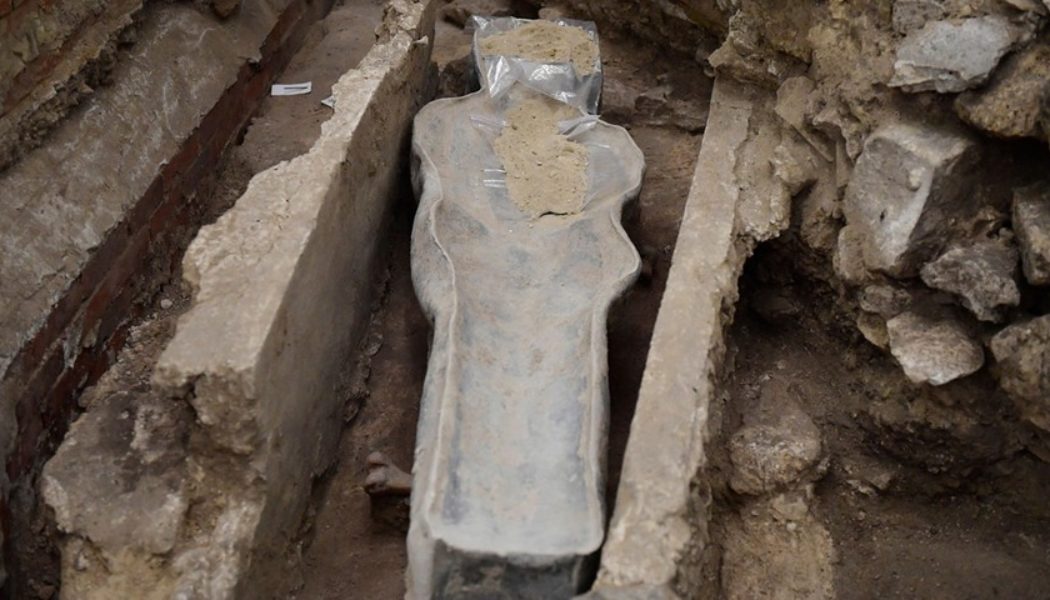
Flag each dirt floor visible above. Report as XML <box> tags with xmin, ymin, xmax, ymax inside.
<box><xmin>711</xmin><ymin>248</ymin><xmax>1050</xmax><ymax>599</ymax></box>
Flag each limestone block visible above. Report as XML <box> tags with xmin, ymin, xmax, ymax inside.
<box><xmin>892</xmin><ymin>0</ymin><xmax>947</xmax><ymax>34</ymax></box>
<box><xmin>1013</xmin><ymin>184</ymin><xmax>1050</xmax><ymax>286</ymax></box>
<box><xmin>886</xmin><ymin>311</ymin><xmax>984</xmax><ymax>386</ymax></box>
<box><xmin>43</xmin><ymin>2</ymin><xmax>437</xmax><ymax>598</ymax></box>
<box><xmin>41</xmin><ymin>391</ymin><xmax>190</xmax><ymax>600</ymax></box>
<box><xmin>42</xmin><ymin>391</ymin><xmax>190</xmax><ymax>557</ymax></box>
<box><xmin>990</xmin><ymin>315</ymin><xmax>1050</xmax><ymax>432</ymax></box>
<box><xmin>859</xmin><ymin>284</ymin><xmax>911</xmax><ymax>318</ymax></box>
<box><xmin>843</xmin><ymin>121</ymin><xmax>979</xmax><ymax>277</ymax></box>
<box><xmin>833</xmin><ymin>224</ymin><xmax>872</xmax><ymax>285</ymax></box>
<box><xmin>890</xmin><ymin>16</ymin><xmax>1020</xmax><ymax>93</ymax></box>
<box><xmin>920</xmin><ymin>240</ymin><xmax>1020</xmax><ymax>322</ymax></box>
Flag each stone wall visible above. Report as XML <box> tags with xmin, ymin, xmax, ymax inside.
<box><xmin>0</xmin><ymin>0</ymin><xmax>330</xmax><ymax>593</ymax></box>
<box><xmin>707</xmin><ymin>0</ymin><xmax>1050</xmax><ymax>462</ymax></box>
<box><xmin>40</xmin><ymin>3</ymin><xmax>436</xmax><ymax>597</ymax></box>
<box><xmin>558</xmin><ymin>0</ymin><xmax>1050</xmax><ymax>596</ymax></box>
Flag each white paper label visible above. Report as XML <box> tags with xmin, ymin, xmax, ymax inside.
<box><xmin>271</xmin><ymin>82</ymin><xmax>313</xmax><ymax>96</ymax></box>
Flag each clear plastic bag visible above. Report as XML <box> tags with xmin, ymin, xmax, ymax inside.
<box><xmin>471</xmin><ymin>16</ymin><xmax>603</xmax><ymax>115</ymax></box>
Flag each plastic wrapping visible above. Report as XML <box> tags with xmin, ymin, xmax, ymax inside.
<box><xmin>471</xmin><ymin>16</ymin><xmax>603</xmax><ymax>114</ymax></box>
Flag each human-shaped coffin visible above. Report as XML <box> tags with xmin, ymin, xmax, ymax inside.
<box><xmin>407</xmin><ymin>17</ymin><xmax>645</xmax><ymax>598</ymax></box>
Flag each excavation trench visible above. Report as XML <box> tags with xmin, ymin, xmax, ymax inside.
<box><xmin>21</xmin><ymin>3</ymin><xmax>711</xmax><ymax>597</ymax></box>
<box><xmin>293</xmin><ymin>14</ymin><xmax>711</xmax><ymax>598</ymax></box>
<box><xmin>17</xmin><ymin>0</ymin><xmax>1050</xmax><ymax>597</ymax></box>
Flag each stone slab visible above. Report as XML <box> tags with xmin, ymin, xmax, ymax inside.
<box><xmin>41</xmin><ymin>1</ymin><xmax>436</xmax><ymax>597</ymax></box>
<box><xmin>589</xmin><ymin>78</ymin><xmax>789</xmax><ymax>599</ymax></box>
<box><xmin>886</xmin><ymin>311</ymin><xmax>984</xmax><ymax>386</ymax></box>
<box><xmin>1</xmin><ymin>0</ymin><xmax>322</xmax><ymax>590</ymax></box>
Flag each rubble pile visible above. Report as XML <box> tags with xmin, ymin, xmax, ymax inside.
<box><xmin>524</xmin><ymin>0</ymin><xmax>1050</xmax><ymax>469</ymax></box>
<box><xmin>669</xmin><ymin>0</ymin><xmax>1047</xmax><ymax>464</ymax></box>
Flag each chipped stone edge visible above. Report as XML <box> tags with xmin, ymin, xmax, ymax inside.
<box><xmin>45</xmin><ymin>1</ymin><xmax>437</xmax><ymax>598</ymax></box>
<box><xmin>587</xmin><ymin>78</ymin><xmax>786</xmax><ymax>600</ymax></box>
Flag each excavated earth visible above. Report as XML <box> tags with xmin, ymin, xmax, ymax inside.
<box><xmin>7</xmin><ymin>0</ymin><xmax>1050</xmax><ymax>597</ymax></box>
<box><xmin>714</xmin><ymin>246</ymin><xmax>1050</xmax><ymax>598</ymax></box>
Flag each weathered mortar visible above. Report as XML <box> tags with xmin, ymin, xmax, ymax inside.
<box><xmin>41</xmin><ymin>1</ymin><xmax>437</xmax><ymax>597</ymax></box>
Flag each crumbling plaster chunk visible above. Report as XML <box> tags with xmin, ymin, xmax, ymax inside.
<box><xmin>890</xmin><ymin>16</ymin><xmax>1021</xmax><ymax>93</ymax></box>
<box><xmin>886</xmin><ymin>311</ymin><xmax>984</xmax><ymax>385</ymax></box>
<box><xmin>1013</xmin><ymin>185</ymin><xmax>1050</xmax><ymax>286</ymax></box>
<box><xmin>920</xmin><ymin>240</ymin><xmax>1020</xmax><ymax>322</ymax></box>
<box><xmin>843</xmin><ymin>121</ymin><xmax>979</xmax><ymax>277</ymax></box>
<box><xmin>990</xmin><ymin>315</ymin><xmax>1050</xmax><ymax>431</ymax></box>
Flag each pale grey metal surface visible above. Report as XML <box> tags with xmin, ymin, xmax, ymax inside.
<box><xmin>406</xmin><ymin>19</ymin><xmax>644</xmax><ymax>598</ymax></box>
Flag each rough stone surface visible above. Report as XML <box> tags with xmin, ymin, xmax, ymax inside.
<box><xmin>843</xmin><ymin>121</ymin><xmax>979</xmax><ymax>277</ymax></box>
<box><xmin>721</xmin><ymin>492</ymin><xmax>835</xmax><ymax>600</ymax></box>
<box><xmin>45</xmin><ymin>2</ymin><xmax>436</xmax><ymax>598</ymax></box>
<box><xmin>41</xmin><ymin>391</ymin><xmax>191</xmax><ymax>599</ymax></box>
<box><xmin>890</xmin><ymin>16</ymin><xmax>1020</xmax><ymax>93</ymax></box>
<box><xmin>522</xmin><ymin>0</ymin><xmax>724</xmax><ymax>59</ymax></box>
<box><xmin>990</xmin><ymin>315</ymin><xmax>1050</xmax><ymax>432</ymax></box>
<box><xmin>892</xmin><ymin>0</ymin><xmax>948</xmax><ymax>34</ymax></box>
<box><xmin>857</xmin><ymin>312</ymin><xmax>890</xmax><ymax>349</ymax></box>
<box><xmin>594</xmin><ymin>79</ymin><xmax>790</xmax><ymax>599</ymax></box>
<box><xmin>956</xmin><ymin>43</ymin><xmax>1050</xmax><ymax>140</ymax></box>
<box><xmin>920</xmin><ymin>240</ymin><xmax>1021</xmax><ymax>322</ymax></box>
<box><xmin>0</xmin><ymin>0</ymin><xmax>143</xmax><ymax>171</ymax></box>
<box><xmin>728</xmin><ymin>392</ymin><xmax>825</xmax><ymax>496</ymax></box>
<box><xmin>441</xmin><ymin>0</ymin><xmax>519</xmax><ymax>26</ymax></box>
<box><xmin>833</xmin><ymin>224</ymin><xmax>872</xmax><ymax>285</ymax></box>
<box><xmin>886</xmin><ymin>311</ymin><xmax>984</xmax><ymax>385</ymax></box>
<box><xmin>859</xmin><ymin>284</ymin><xmax>911</xmax><ymax>317</ymax></box>
<box><xmin>1013</xmin><ymin>185</ymin><xmax>1050</xmax><ymax>286</ymax></box>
